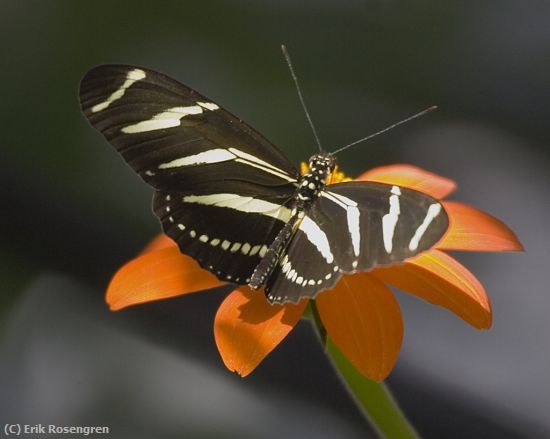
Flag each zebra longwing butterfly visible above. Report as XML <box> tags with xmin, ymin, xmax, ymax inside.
<box><xmin>79</xmin><ymin>64</ymin><xmax>448</xmax><ymax>304</ymax></box>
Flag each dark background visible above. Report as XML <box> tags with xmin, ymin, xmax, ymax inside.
<box><xmin>1</xmin><ymin>1</ymin><xmax>549</xmax><ymax>438</ymax></box>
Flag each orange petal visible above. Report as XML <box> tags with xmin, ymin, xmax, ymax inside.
<box><xmin>139</xmin><ymin>234</ymin><xmax>177</xmax><ymax>255</ymax></box>
<box><xmin>214</xmin><ymin>287</ymin><xmax>307</xmax><ymax>377</ymax></box>
<box><xmin>356</xmin><ymin>164</ymin><xmax>456</xmax><ymax>199</ymax></box>
<box><xmin>438</xmin><ymin>201</ymin><xmax>524</xmax><ymax>252</ymax></box>
<box><xmin>107</xmin><ymin>246</ymin><xmax>224</xmax><ymax>311</ymax></box>
<box><xmin>316</xmin><ymin>273</ymin><xmax>403</xmax><ymax>381</ymax></box>
<box><xmin>374</xmin><ymin>249</ymin><xmax>492</xmax><ymax>329</ymax></box>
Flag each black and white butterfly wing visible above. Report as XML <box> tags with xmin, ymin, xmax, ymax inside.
<box><xmin>153</xmin><ymin>190</ymin><xmax>295</xmax><ymax>283</ymax></box>
<box><xmin>80</xmin><ymin>64</ymin><xmax>298</xmax><ymax>190</ymax></box>
<box><xmin>265</xmin><ymin>181</ymin><xmax>448</xmax><ymax>303</ymax></box>
<box><xmin>80</xmin><ymin>64</ymin><xmax>299</xmax><ymax>283</ymax></box>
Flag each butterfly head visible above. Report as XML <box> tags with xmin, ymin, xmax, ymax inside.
<box><xmin>307</xmin><ymin>153</ymin><xmax>336</xmax><ymax>181</ymax></box>
<box><xmin>296</xmin><ymin>154</ymin><xmax>337</xmax><ymax>202</ymax></box>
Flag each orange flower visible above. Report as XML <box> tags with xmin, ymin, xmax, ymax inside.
<box><xmin>106</xmin><ymin>164</ymin><xmax>523</xmax><ymax>381</ymax></box>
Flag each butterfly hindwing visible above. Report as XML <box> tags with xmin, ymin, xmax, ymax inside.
<box><xmin>265</xmin><ymin>181</ymin><xmax>448</xmax><ymax>303</ymax></box>
<box><xmin>153</xmin><ymin>189</ymin><xmax>295</xmax><ymax>284</ymax></box>
<box><xmin>79</xmin><ymin>64</ymin><xmax>299</xmax><ymax>192</ymax></box>
<box><xmin>265</xmin><ymin>224</ymin><xmax>340</xmax><ymax>303</ymax></box>
<box><xmin>318</xmin><ymin>181</ymin><xmax>448</xmax><ymax>270</ymax></box>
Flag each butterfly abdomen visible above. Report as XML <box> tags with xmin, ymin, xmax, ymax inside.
<box><xmin>248</xmin><ymin>212</ymin><xmax>303</xmax><ymax>290</ymax></box>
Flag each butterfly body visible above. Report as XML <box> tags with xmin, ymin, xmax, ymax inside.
<box><xmin>80</xmin><ymin>64</ymin><xmax>449</xmax><ymax>304</ymax></box>
<box><xmin>248</xmin><ymin>153</ymin><xmax>335</xmax><ymax>290</ymax></box>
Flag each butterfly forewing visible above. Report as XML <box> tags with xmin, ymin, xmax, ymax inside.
<box><xmin>79</xmin><ymin>64</ymin><xmax>299</xmax><ymax>191</ymax></box>
<box><xmin>265</xmin><ymin>181</ymin><xmax>448</xmax><ymax>303</ymax></box>
<box><xmin>321</xmin><ymin>182</ymin><xmax>448</xmax><ymax>269</ymax></box>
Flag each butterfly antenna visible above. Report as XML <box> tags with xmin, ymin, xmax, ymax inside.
<box><xmin>331</xmin><ymin>105</ymin><xmax>438</xmax><ymax>155</ymax></box>
<box><xmin>281</xmin><ymin>44</ymin><xmax>323</xmax><ymax>153</ymax></box>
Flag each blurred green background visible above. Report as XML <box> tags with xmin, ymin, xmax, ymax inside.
<box><xmin>1</xmin><ymin>1</ymin><xmax>548</xmax><ymax>438</ymax></box>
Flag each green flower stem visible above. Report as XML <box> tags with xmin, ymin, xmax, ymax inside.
<box><xmin>308</xmin><ymin>301</ymin><xmax>420</xmax><ymax>439</ymax></box>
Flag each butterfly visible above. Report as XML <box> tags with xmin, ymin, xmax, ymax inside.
<box><xmin>79</xmin><ymin>64</ymin><xmax>448</xmax><ymax>304</ymax></box>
